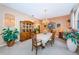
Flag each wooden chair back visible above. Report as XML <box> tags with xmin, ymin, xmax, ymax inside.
<box><xmin>51</xmin><ymin>30</ymin><xmax>56</xmax><ymax>39</ymax></box>
<box><xmin>31</xmin><ymin>33</ymin><xmax>42</xmax><ymax>55</ymax></box>
<box><xmin>32</xmin><ymin>33</ymin><xmax>37</xmax><ymax>45</ymax></box>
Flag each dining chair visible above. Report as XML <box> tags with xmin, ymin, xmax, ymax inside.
<box><xmin>31</xmin><ymin>33</ymin><xmax>43</xmax><ymax>55</ymax></box>
<box><xmin>59</xmin><ymin>32</ymin><xmax>63</xmax><ymax>39</ymax></box>
<box><xmin>47</xmin><ymin>30</ymin><xmax>56</xmax><ymax>46</ymax></box>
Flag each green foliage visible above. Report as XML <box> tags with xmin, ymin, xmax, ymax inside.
<box><xmin>63</xmin><ymin>30</ymin><xmax>68</xmax><ymax>36</ymax></box>
<box><xmin>64</xmin><ymin>30</ymin><xmax>77</xmax><ymax>44</ymax></box>
<box><xmin>74</xmin><ymin>32</ymin><xmax>79</xmax><ymax>40</ymax></box>
<box><xmin>66</xmin><ymin>33</ymin><xmax>76</xmax><ymax>44</ymax></box>
<box><xmin>34</xmin><ymin>27</ymin><xmax>40</xmax><ymax>33</ymax></box>
<box><xmin>2</xmin><ymin>28</ymin><xmax>19</xmax><ymax>42</ymax></box>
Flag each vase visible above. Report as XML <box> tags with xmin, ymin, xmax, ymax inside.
<box><xmin>67</xmin><ymin>38</ymin><xmax>77</xmax><ymax>52</ymax></box>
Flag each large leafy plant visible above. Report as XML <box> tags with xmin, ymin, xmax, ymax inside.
<box><xmin>2</xmin><ymin>28</ymin><xmax>19</xmax><ymax>42</ymax></box>
<box><xmin>66</xmin><ymin>33</ymin><xmax>77</xmax><ymax>44</ymax></box>
<box><xmin>64</xmin><ymin>30</ymin><xmax>78</xmax><ymax>44</ymax></box>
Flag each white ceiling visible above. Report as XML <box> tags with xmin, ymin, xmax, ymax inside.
<box><xmin>2</xmin><ymin>3</ymin><xmax>77</xmax><ymax>19</ymax></box>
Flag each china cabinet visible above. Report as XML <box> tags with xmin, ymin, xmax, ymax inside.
<box><xmin>20</xmin><ymin>21</ymin><xmax>34</xmax><ymax>42</ymax></box>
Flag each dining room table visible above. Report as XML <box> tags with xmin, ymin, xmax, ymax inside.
<box><xmin>36</xmin><ymin>32</ymin><xmax>52</xmax><ymax>46</ymax></box>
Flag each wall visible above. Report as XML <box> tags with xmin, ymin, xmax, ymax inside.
<box><xmin>0</xmin><ymin>4</ymin><xmax>35</xmax><ymax>46</ymax></box>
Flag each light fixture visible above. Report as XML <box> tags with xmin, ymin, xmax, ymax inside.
<box><xmin>43</xmin><ymin>9</ymin><xmax>48</xmax><ymax>26</ymax></box>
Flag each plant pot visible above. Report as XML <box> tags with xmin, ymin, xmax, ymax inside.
<box><xmin>7</xmin><ymin>40</ymin><xmax>15</xmax><ymax>47</ymax></box>
<box><xmin>67</xmin><ymin>38</ymin><xmax>77</xmax><ymax>52</ymax></box>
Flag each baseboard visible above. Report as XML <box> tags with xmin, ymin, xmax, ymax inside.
<box><xmin>0</xmin><ymin>44</ymin><xmax>6</xmax><ymax>47</ymax></box>
<box><xmin>0</xmin><ymin>39</ymin><xmax>20</xmax><ymax>47</ymax></box>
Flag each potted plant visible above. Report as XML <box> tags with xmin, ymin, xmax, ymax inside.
<box><xmin>64</xmin><ymin>30</ymin><xmax>77</xmax><ymax>52</ymax></box>
<box><xmin>66</xmin><ymin>33</ymin><xmax>77</xmax><ymax>52</ymax></box>
<box><xmin>2</xmin><ymin>28</ymin><xmax>19</xmax><ymax>47</ymax></box>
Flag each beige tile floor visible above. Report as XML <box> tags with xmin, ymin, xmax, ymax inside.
<box><xmin>0</xmin><ymin>38</ymin><xmax>77</xmax><ymax>55</ymax></box>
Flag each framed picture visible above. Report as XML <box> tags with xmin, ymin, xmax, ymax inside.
<box><xmin>47</xmin><ymin>23</ymin><xmax>56</xmax><ymax>30</ymax></box>
<box><xmin>57</xmin><ymin>23</ymin><xmax>60</xmax><ymax>28</ymax></box>
<box><xmin>4</xmin><ymin>13</ymin><xmax>15</xmax><ymax>27</ymax></box>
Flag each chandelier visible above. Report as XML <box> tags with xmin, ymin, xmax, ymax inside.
<box><xmin>42</xmin><ymin>9</ymin><xmax>48</xmax><ymax>26</ymax></box>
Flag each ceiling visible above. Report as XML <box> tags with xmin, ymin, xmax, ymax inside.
<box><xmin>2</xmin><ymin>3</ymin><xmax>77</xmax><ymax>19</ymax></box>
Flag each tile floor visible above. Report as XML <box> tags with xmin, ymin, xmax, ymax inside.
<box><xmin>0</xmin><ymin>38</ymin><xmax>77</xmax><ymax>55</ymax></box>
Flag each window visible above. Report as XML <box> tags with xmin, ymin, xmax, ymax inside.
<box><xmin>77</xmin><ymin>13</ymin><xmax>79</xmax><ymax>30</ymax></box>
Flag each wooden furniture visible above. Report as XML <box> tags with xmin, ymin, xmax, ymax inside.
<box><xmin>32</xmin><ymin>33</ymin><xmax>43</xmax><ymax>55</ymax></box>
<box><xmin>20</xmin><ymin>21</ymin><xmax>34</xmax><ymax>42</ymax></box>
<box><xmin>59</xmin><ymin>32</ymin><xmax>63</xmax><ymax>39</ymax></box>
<box><xmin>51</xmin><ymin>30</ymin><xmax>56</xmax><ymax>46</ymax></box>
<box><xmin>47</xmin><ymin>30</ymin><xmax>56</xmax><ymax>46</ymax></box>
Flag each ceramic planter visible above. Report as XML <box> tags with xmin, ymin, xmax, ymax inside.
<box><xmin>67</xmin><ymin>38</ymin><xmax>77</xmax><ymax>52</ymax></box>
<box><xmin>7</xmin><ymin>40</ymin><xmax>15</xmax><ymax>47</ymax></box>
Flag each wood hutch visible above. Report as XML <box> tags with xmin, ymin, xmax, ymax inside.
<box><xmin>20</xmin><ymin>21</ymin><xmax>34</xmax><ymax>42</ymax></box>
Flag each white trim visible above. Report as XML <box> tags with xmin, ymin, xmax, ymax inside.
<box><xmin>0</xmin><ymin>44</ymin><xmax>6</xmax><ymax>47</ymax></box>
<box><xmin>0</xmin><ymin>39</ymin><xmax>20</xmax><ymax>47</ymax></box>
